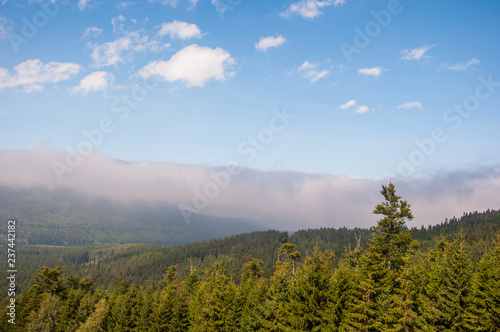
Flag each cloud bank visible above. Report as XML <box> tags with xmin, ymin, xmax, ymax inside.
<box><xmin>1</xmin><ymin>146</ymin><xmax>499</xmax><ymax>231</ymax></box>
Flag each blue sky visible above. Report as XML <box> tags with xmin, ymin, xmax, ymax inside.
<box><xmin>0</xmin><ymin>1</ymin><xmax>499</xmax><ymax>229</ymax></box>
<box><xmin>1</xmin><ymin>0</ymin><xmax>499</xmax><ymax>178</ymax></box>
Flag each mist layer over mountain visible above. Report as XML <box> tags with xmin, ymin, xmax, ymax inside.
<box><xmin>1</xmin><ymin>145</ymin><xmax>499</xmax><ymax>230</ymax></box>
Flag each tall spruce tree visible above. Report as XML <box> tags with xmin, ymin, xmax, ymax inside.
<box><xmin>345</xmin><ymin>182</ymin><xmax>418</xmax><ymax>331</ymax></box>
<box><xmin>239</xmin><ymin>256</ymin><xmax>267</xmax><ymax>331</ymax></box>
<box><xmin>464</xmin><ymin>236</ymin><xmax>500</xmax><ymax>331</ymax></box>
<box><xmin>151</xmin><ymin>266</ymin><xmax>189</xmax><ymax>331</ymax></box>
<box><xmin>284</xmin><ymin>250</ymin><xmax>335</xmax><ymax>331</ymax></box>
<box><xmin>416</xmin><ymin>236</ymin><xmax>449</xmax><ymax>331</ymax></box>
<box><xmin>261</xmin><ymin>238</ymin><xmax>300</xmax><ymax>331</ymax></box>
<box><xmin>188</xmin><ymin>261</ymin><xmax>239</xmax><ymax>332</ymax></box>
<box><xmin>438</xmin><ymin>233</ymin><xmax>472</xmax><ymax>331</ymax></box>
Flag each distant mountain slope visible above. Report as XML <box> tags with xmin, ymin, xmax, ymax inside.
<box><xmin>0</xmin><ymin>186</ymin><xmax>268</xmax><ymax>246</ymax></box>
<box><xmin>4</xmin><ymin>209</ymin><xmax>499</xmax><ymax>297</ymax></box>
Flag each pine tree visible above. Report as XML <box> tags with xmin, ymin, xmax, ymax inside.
<box><xmin>57</xmin><ymin>287</ymin><xmax>87</xmax><ymax>332</ymax></box>
<box><xmin>345</xmin><ymin>182</ymin><xmax>418</xmax><ymax>331</ymax></box>
<box><xmin>188</xmin><ymin>261</ymin><xmax>239</xmax><ymax>331</ymax></box>
<box><xmin>416</xmin><ymin>236</ymin><xmax>449</xmax><ymax>331</ymax></box>
<box><xmin>261</xmin><ymin>238</ymin><xmax>300</xmax><ymax>331</ymax></box>
<box><xmin>76</xmin><ymin>298</ymin><xmax>108</xmax><ymax>332</ymax></box>
<box><xmin>151</xmin><ymin>266</ymin><xmax>189</xmax><ymax>331</ymax></box>
<box><xmin>386</xmin><ymin>256</ymin><xmax>418</xmax><ymax>331</ymax></box>
<box><xmin>284</xmin><ymin>249</ymin><xmax>335</xmax><ymax>331</ymax></box>
<box><xmin>328</xmin><ymin>257</ymin><xmax>359</xmax><ymax>330</ymax></box>
<box><xmin>106</xmin><ymin>278</ymin><xmax>139</xmax><ymax>332</ymax></box>
<box><xmin>27</xmin><ymin>293</ymin><xmax>61</xmax><ymax>332</ymax></box>
<box><xmin>464</xmin><ymin>236</ymin><xmax>500</xmax><ymax>331</ymax></box>
<box><xmin>239</xmin><ymin>256</ymin><xmax>267</xmax><ymax>331</ymax></box>
<box><xmin>134</xmin><ymin>286</ymin><xmax>155</xmax><ymax>332</ymax></box>
<box><xmin>438</xmin><ymin>233</ymin><xmax>473</xmax><ymax>331</ymax></box>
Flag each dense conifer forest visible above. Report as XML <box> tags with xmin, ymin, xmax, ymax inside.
<box><xmin>2</xmin><ymin>183</ymin><xmax>500</xmax><ymax>331</ymax></box>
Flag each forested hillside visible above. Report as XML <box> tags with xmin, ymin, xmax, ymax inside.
<box><xmin>0</xmin><ymin>186</ymin><xmax>266</xmax><ymax>246</ymax></box>
<box><xmin>1</xmin><ymin>184</ymin><xmax>499</xmax><ymax>331</ymax></box>
<box><xmin>2</xmin><ymin>208</ymin><xmax>499</xmax><ymax>299</ymax></box>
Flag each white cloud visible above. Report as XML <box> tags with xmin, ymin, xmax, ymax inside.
<box><xmin>281</xmin><ymin>0</ymin><xmax>345</xmax><ymax>19</ymax></box>
<box><xmin>398</xmin><ymin>102</ymin><xmax>423</xmax><ymax>110</ymax></box>
<box><xmin>0</xmin><ymin>16</ymin><xmax>10</xmax><ymax>39</ymax></box>
<box><xmin>0</xmin><ymin>59</ymin><xmax>81</xmax><ymax>92</ymax></box>
<box><xmin>89</xmin><ymin>32</ymin><xmax>169</xmax><ymax>68</ymax></box>
<box><xmin>82</xmin><ymin>27</ymin><xmax>103</xmax><ymax>38</ymax></box>
<box><xmin>77</xmin><ymin>0</ymin><xmax>100</xmax><ymax>11</ymax></box>
<box><xmin>89</xmin><ymin>37</ymin><xmax>131</xmax><ymax>67</ymax></box>
<box><xmin>354</xmin><ymin>105</ymin><xmax>369</xmax><ymax>114</ymax></box>
<box><xmin>188</xmin><ymin>0</ymin><xmax>198</xmax><ymax>9</ymax></box>
<box><xmin>298</xmin><ymin>61</ymin><xmax>330</xmax><ymax>83</ymax></box>
<box><xmin>70</xmin><ymin>71</ymin><xmax>114</xmax><ymax>96</ymax></box>
<box><xmin>358</xmin><ymin>66</ymin><xmax>386</xmax><ymax>77</ymax></box>
<box><xmin>211</xmin><ymin>0</ymin><xmax>229</xmax><ymax>15</ymax></box>
<box><xmin>111</xmin><ymin>15</ymin><xmax>126</xmax><ymax>33</ymax></box>
<box><xmin>116</xmin><ymin>1</ymin><xmax>133</xmax><ymax>9</ymax></box>
<box><xmin>255</xmin><ymin>35</ymin><xmax>286</xmax><ymax>52</ymax></box>
<box><xmin>339</xmin><ymin>99</ymin><xmax>356</xmax><ymax>109</ymax></box>
<box><xmin>139</xmin><ymin>44</ymin><xmax>235</xmax><ymax>87</ymax></box>
<box><xmin>401</xmin><ymin>44</ymin><xmax>436</xmax><ymax>61</ymax></box>
<box><xmin>158</xmin><ymin>20</ymin><xmax>203</xmax><ymax>40</ymax></box>
<box><xmin>448</xmin><ymin>58</ymin><xmax>480</xmax><ymax>71</ymax></box>
<box><xmin>148</xmin><ymin>0</ymin><xmax>178</xmax><ymax>8</ymax></box>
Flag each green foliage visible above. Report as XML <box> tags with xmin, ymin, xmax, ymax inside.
<box><xmin>284</xmin><ymin>250</ymin><xmax>335</xmax><ymax>331</ymax></box>
<box><xmin>189</xmin><ymin>261</ymin><xmax>240</xmax><ymax>331</ymax></box>
<box><xmin>2</xmin><ymin>184</ymin><xmax>500</xmax><ymax>331</ymax></box>
<box><xmin>76</xmin><ymin>298</ymin><xmax>108</xmax><ymax>332</ymax></box>
<box><xmin>27</xmin><ymin>293</ymin><xmax>61</xmax><ymax>332</ymax></box>
<box><xmin>464</xmin><ymin>236</ymin><xmax>500</xmax><ymax>331</ymax></box>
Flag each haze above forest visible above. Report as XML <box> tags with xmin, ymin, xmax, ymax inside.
<box><xmin>1</xmin><ymin>145</ymin><xmax>499</xmax><ymax>230</ymax></box>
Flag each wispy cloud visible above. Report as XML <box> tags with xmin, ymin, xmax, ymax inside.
<box><xmin>89</xmin><ymin>31</ymin><xmax>169</xmax><ymax>68</ymax></box>
<box><xmin>77</xmin><ymin>0</ymin><xmax>101</xmax><ymax>11</ymax></box>
<box><xmin>116</xmin><ymin>1</ymin><xmax>134</xmax><ymax>9</ymax></box>
<box><xmin>0</xmin><ymin>59</ymin><xmax>81</xmax><ymax>92</ymax></box>
<box><xmin>148</xmin><ymin>0</ymin><xmax>178</xmax><ymax>8</ymax></box>
<box><xmin>354</xmin><ymin>105</ymin><xmax>369</xmax><ymax>114</ymax></box>
<box><xmin>138</xmin><ymin>44</ymin><xmax>235</xmax><ymax>87</ymax></box>
<box><xmin>358</xmin><ymin>66</ymin><xmax>386</xmax><ymax>77</ymax></box>
<box><xmin>255</xmin><ymin>35</ymin><xmax>286</xmax><ymax>52</ymax></box>
<box><xmin>70</xmin><ymin>71</ymin><xmax>114</xmax><ymax>96</ymax></box>
<box><xmin>448</xmin><ymin>58</ymin><xmax>480</xmax><ymax>71</ymax></box>
<box><xmin>111</xmin><ymin>15</ymin><xmax>126</xmax><ymax>33</ymax></box>
<box><xmin>0</xmin><ymin>16</ymin><xmax>10</xmax><ymax>39</ymax></box>
<box><xmin>187</xmin><ymin>0</ymin><xmax>198</xmax><ymax>10</ymax></box>
<box><xmin>298</xmin><ymin>61</ymin><xmax>330</xmax><ymax>83</ymax></box>
<box><xmin>280</xmin><ymin>0</ymin><xmax>345</xmax><ymax>19</ymax></box>
<box><xmin>339</xmin><ymin>99</ymin><xmax>356</xmax><ymax>109</ymax></box>
<box><xmin>89</xmin><ymin>36</ymin><xmax>132</xmax><ymax>67</ymax></box>
<box><xmin>158</xmin><ymin>20</ymin><xmax>203</xmax><ymax>40</ymax></box>
<box><xmin>398</xmin><ymin>101</ymin><xmax>423</xmax><ymax>110</ymax></box>
<box><xmin>82</xmin><ymin>27</ymin><xmax>103</xmax><ymax>39</ymax></box>
<box><xmin>401</xmin><ymin>44</ymin><xmax>436</xmax><ymax>61</ymax></box>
